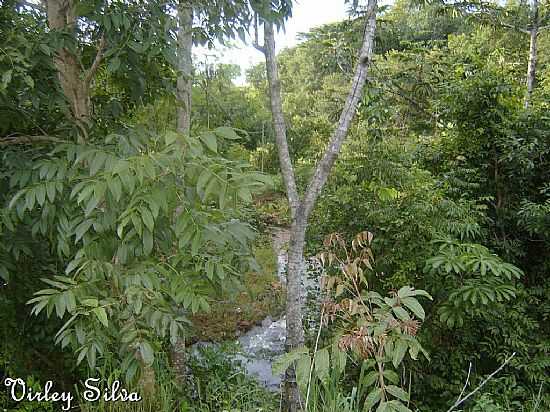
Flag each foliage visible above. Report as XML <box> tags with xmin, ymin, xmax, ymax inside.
<box><xmin>1</xmin><ymin>126</ymin><xmax>269</xmax><ymax>381</ymax></box>
<box><xmin>274</xmin><ymin>232</ymin><xmax>431</xmax><ymax>412</ymax></box>
<box><xmin>182</xmin><ymin>344</ymin><xmax>278</xmax><ymax>412</ymax></box>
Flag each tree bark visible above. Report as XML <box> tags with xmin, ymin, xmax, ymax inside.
<box><xmin>176</xmin><ymin>1</ymin><xmax>193</xmax><ymax>135</ymax></box>
<box><xmin>525</xmin><ymin>0</ymin><xmax>538</xmax><ymax>108</ymax></box>
<box><xmin>263</xmin><ymin>22</ymin><xmax>300</xmax><ymax>217</ymax></box>
<box><xmin>171</xmin><ymin>337</ymin><xmax>187</xmax><ymax>384</ymax></box>
<box><xmin>260</xmin><ymin>1</ymin><xmax>378</xmax><ymax>410</ymax></box>
<box><xmin>173</xmin><ymin>1</ymin><xmax>194</xmax><ymax>383</ymax></box>
<box><xmin>45</xmin><ymin>0</ymin><xmax>91</xmax><ymax>134</ymax></box>
<box><xmin>44</xmin><ymin>0</ymin><xmax>105</xmax><ymax>140</ymax></box>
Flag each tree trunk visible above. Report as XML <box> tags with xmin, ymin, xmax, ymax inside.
<box><xmin>525</xmin><ymin>0</ymin><xmax>539</xmax><ymax>108</ymax></box>
<box><xmin>173</xmin><ymin>1</ymin><xmax>193</xmax><ymax>383</ymax></box>
<box><xmin>176</xmin><ymin>1</ymin><xmax>193</xmax><ymax>135</ymax></box>
<box><xmin>171</xmin><ymin>337</ymin><xmax>187</xmax><ymax>384</ymax></box>
<box><xmin>283</xmin><ymin>220</ymin><xmax>306</xmax><ymax>412</ymax></box>
<box><xmin>45</xmin><ymin>0</ymin><xmax>92</xmax><ymax>136</ymax></box>
<box><xmin>260</xmin><ymin>1</ymin><xmax>378</xmax><ymax>410</ymax></box>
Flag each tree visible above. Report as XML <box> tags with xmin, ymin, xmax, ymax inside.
<box><xmin>0</xmin><ymin>0</ymin><xmax>281</xmax><ymax>396</ymax></box>
<box><xmin>174</xmin><ymin>0</ymin><xmax>293</xmax><ymax>136</ymax></box>
<box><xmin>171</xmin><ymin>0</ymin><xmax>292</xmax><ymax>382</ymax></box>
<box><xmin>431</xmin><ymin>0</ymin><xmax>550</xmax><ymax>107</ymax></box>
<box><xmin>254</xmin><ymin>0</ymin><xmax>378</xmax><ymax>409</ymax></box>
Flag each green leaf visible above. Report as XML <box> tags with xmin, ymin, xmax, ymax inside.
<box><xmin>126</xmin><ymin>360</ymin><xmax>139</xmax><ymax>383</ymax></box>
<box><xmin>81</xmin><ymin>298</ymin><xmax>98</xmax><ymax>307</ymax></box>
<box><xmin>393</xmin><ymin>306</ymin><xmax>410</xmax><ymax>321</ymax></box>
<box><xmin>141</xmin><ymin>207</ymin><xmax>155</xmax><ymax>232</ymax></box>
<box><xmin>238</xmin><ymin>188</ymin><xmax>252</xmax><ymax>203</ymax></box>
<box><xmin>383</xmin><ymin>370</ymin><xmax>399</xmax><ymax>384</ymax></box>
<box><xmin>197</xmin><ymin>169</ymin><xmax>211</xmax><ymax>195</ymax></box>
<box><xmin>143</xmin><ymin>229</ymin><xmax>153</xmax><ymax>255</ymax></box>
<box><xmin>39</xmin><ymin>44</ymin><xmax>51</xmax><ymax>55</ymax></box>
<box><xmin>46</xmin><ymin>182</ymin><xmax>57</xmax><ymax>203</ymax></box>
<box><xmin>397</xmin><ymin>286</ymin><xmax>432</xmax><ymax>300</ymax></box>
<box><xmin>93</xmin><ymin>307</ymin><xmax>108</xmax><ymax>327</ymax></box>
<box><xmin>387</xmin><ymin>400</ymin><xmax>412</xmax><ymax>412</ymax></box>
<box><xmin>214</xmin><ymin>126</ymin><xmax>240</xmax><ymax>140</ymax></box>
<box><xmin>401</xmin><ymin>297</ymin><xmax>425</xmax><ymax>320</ymax></box>
<box><xmin>314</xmin><ymin>348</ymin><xmax>330</xmax><ymax>382</ymax></box>
<box><xmin>364</xmin><ymin>388</ymin><xmax>382</xmax><ymax>411</ymax></box>
<box><xmin>376</xmin><ymin>402</ymin><xmax>389</xmax><ymax>412</ymax></box>
<box><xmin>386</xmin><ymin>385</ymin><xmax>409</xmax><ymax>402</ymax></box>
<box><xmin>165</xmin><ymin>131</ymin><xmax>179</xmax><ymax>145</ymax></box>
<box><xmin>200</xmin><ymin>132</ymin><xmax>218</xmax><ymax>152</ymax></box>
<box><xmin>392</xmin><ymin>340</ymin><xmax>408</xmax><ymax>368</ymax></box>
<box><xmin>108</xmin><ymin>177</ymin><xmax>123</xmax><ymax>202</ymax></box>
<box><xmin>36</xmin><ymin>185</ymin><xmax>46</xmax><ymax>206</ymax></box>
<box><xmin>107</xmin><ymin>57</ymin><xmax>121</xmax><ymax>73</ymax></box>
<box><xmin>363</xmin><ymin>371</ymin><xmax>379</xmax><ymax>387</ymax></box>
<box><xmin>139</xmin><ymin>341</ymin><xmax>154</xmax><ymax>366</ymax></box>
<box><xmin>296</xmin><ymin>355</ymin><xmax>311</xmax><ymax>393</ymax></box>
<box><xmin>272</xmin><ymin>346</ymin><xmax>309</xmax><ymax>376</ymax></box>
<box><xmin>74</xmin><ymin>219</ymin><xmax>93</xmax><ymax>243</ymax></box>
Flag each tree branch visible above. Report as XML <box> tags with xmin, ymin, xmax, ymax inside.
<box><xmin>498</xmin><ymin>21</ymin><xmax>529</xmax><ymax>34</ymax></box>
<box><xmin>84</xmin><ymin>35</ymin><xmax>106</xmax><ymax>86</ymax></box>
<box><xmin>261</xmin><ymin>20</ymin><xmax>299</xmax><ymax>217</ymax></box>
<box><xmin>446</xmin><ymin>352</ymin><xmax>516</xmax><ymax>412</ymax></box>
<box><xmin>252</xmin><ymin>13</ymin><xmax>265</xmax><ymax>54</ymax></box>
<box><xmin>0</xmin><ymin>135</ymin><xmax>63</xmax><ymax>146</ymax></box>
<box><xmin>301</xmin><ymin>0</ymin><xmax>378</xmax><ymax>220</ymax></box>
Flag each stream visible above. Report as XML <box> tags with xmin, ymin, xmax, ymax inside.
<box><xmin>192</xmin><ymin>227</ymin><xmax>322</xmax><ymax>391</ymax></box>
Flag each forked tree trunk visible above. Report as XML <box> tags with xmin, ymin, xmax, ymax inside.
<box><xmin>260</xmin><ymin>1</ymin><xmax>378</xmax><ymax>410</ymax></box>
<box><xmin>525</xmin><ymin>0</ymin><xmax>539</xmax><ymax>108</ymax></box>
<box><xmin>45</xmin><ymin>0</ymin><xmax>91</xmax><ymax>136</ymax></box>
<box><xmin>176</xmin><ymin>1</ymin><xmax>193</xmax><ymax>135</ymax></box>
<box><xmin>44</xmin><ymin>0</ymin><xmax>105</xmax><ymax>140</ymax></box>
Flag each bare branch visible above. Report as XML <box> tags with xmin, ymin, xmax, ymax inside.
<box><xmin>301</xmin><ymin>0</ymin><xmax>378</xmax><ymax>220</ymax></box>
<box><xmin>262</xmin><ymin>21</ymin><xmax>299</xmax><ymax>217</ymax></box>
<box><xmin>498</xmin><ymin>21</ymin><xmax>529</xmax><ymax>34</ymax></box>
<box><xmin>456</xmin><ymin>362</ymin><xmax>472</xmax><ymax>405</ymax></box>
<box><xmin>84</xmin><ymin>35</ymin><xmax>106</xmax><ymax>86</ymax></box>
<box><xmin>252</xmin><ymin>13</ymin><xmax>265</xmax><ymax>54</ymax></box>
<box><xmin>0</xmin><ymin>135</ymin><xmax>63</xmax><ymax>146</ymax></box>
<box><xmin>539</xmin><ymin>24</ymin><xmax>550</xmax><ymax>31</ymax></box>
<box><xmin>446</xmin><ymin>352</ymin><xmax>516</xmax><ymax>412</ymax></box>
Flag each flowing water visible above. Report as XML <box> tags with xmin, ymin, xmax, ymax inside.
<box><xmin>232</xmin><ymin>227</ymin><xmax>322</xmax><ymax>390</ymax></box>
<box><xmin>192</xmin><ymin>227</ymin><xmax>321</xmax><ymax>391</ymax></box>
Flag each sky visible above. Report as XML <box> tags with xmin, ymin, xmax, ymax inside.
<box><xmin>194</xmin><ymin>0</ymin><xmax>350</xmax><ymax>85</ymax></box>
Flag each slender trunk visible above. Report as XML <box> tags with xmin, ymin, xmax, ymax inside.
<box><xmin>263</xmin><ymin>22</ymin><xmax>300</xmax><ymax>215</ymax></box>
<box><xmin>525</xmin><ymin>0</ymin><xmax>539</xmax><ymax>108</ymax></box>
<box><xmin>283</xmin><ymin>220</ymin><xmax>306</xmax><ymax>412</ymax></box>
<box><xmin>171</xmin><ymin>337</ymin><xmax>187</xmax><ymax>384</ymax></box>
<box><xmin>260</xmin><ymin>1</ymin><xmax>378</xmax><ymax>410</ymax></box>
<box><xmin>176</xmin><ymin>1</ymin><xmax>193</xmax><ymax>135</ymax></box>
<box><xmin>173</xmin><ymin>1</ymin><xmax>193</xmax><ymax>381</ymax></box>
<box><xmin>45</xmin><ymin>0</ymin><xmax>91</xmax><ymax>137</ymax></box>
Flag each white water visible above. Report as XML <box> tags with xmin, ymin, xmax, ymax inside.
<box><xmin>233</xmin><ymin>227</ymin><xmax>323</xmax><ymax>390</ymax></box>
<box><xmin>192</xmin><ymin>227</ymin><xmax>322</xmax><ymax>391</ymax></box>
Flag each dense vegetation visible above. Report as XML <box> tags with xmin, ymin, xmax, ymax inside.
<box><xmin>1</xmin><ymin>0</ymin><xmax>548</xmax><ymax>411</ymax></box>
